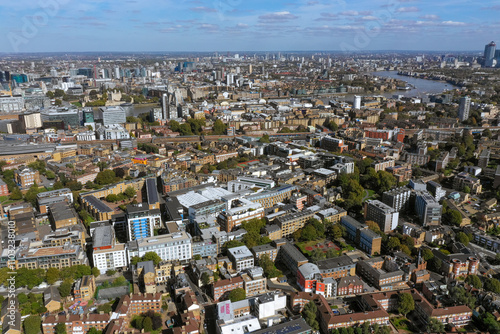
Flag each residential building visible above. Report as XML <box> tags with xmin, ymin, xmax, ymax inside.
<box><xmin>92</xmin><ymin>225</ymin><xmax>128</xmax><ymax>272</ymax></box>
<box><xmin>0</xmin><ymin>179</ymin><xmax>8</xmax><ymax>197</ymax></box>
<box><xmin>74</xmin><ymin>275</ymin><xmax>96</xmax><ymax>302</ymax></box>
<box><xmin>228</xmin><ymin>246</ymin><xmax>254</xmax><ymax>272</ymax></box>
<box><xmin>49</xmin><ymin>202</ymin><xmax>78</xmax><ymax>229</ymax></box>
<box><xmin>217</xmin><ymin>198</ymin><xmax>264</xmax><ymax>232</ymax></box>
<box><xmin>340</xmin><ymin>216</ymin><xmax>382</xmax><ymax>256</ymax></box>
<box><xmin>43</xmin><ymin>286</ymin><xmax>61</xmax><ymax>313</ymax></box>
<box><xmin>113</xmin><ymin>293</ymin><xmax>162</xmax><ymax>317</ymax></box>
<box><xmin>254</xmin><ymin>292</ymin><xmax>287</xmax><ymax>319</ymax></box>
<box><xmin>337</xmin><ymin>276</ymin><xmax>364</xmax><ymax>296</ymax></box>
<box><xmin>250</xmin><ymin>318</ymin><xmax>311</xmax><ymax>334</ymax></box>
<box><xmin>42</xmin><ymin>314</ymin><xmax>111</xmax><ymax>334</ymax></box>
<box><xmin>213</xmin><ymin>276</ymin><xmax>244</xmax><ymax>302</ymax></box>
<box><xmin>382</xmin><ymin>187</ymin><xmax>411</xmax><ymax>211</ymax></box>
<box><xmin>81</xmin><ymin>195</ymin><xmax>115</xmax><ymax>221</ymax></box>
<box><xmin>14</xmin><ymin>167</ymin><xmax>40</xmax><ymax>188</ymax></box>
<box><xmin>458</xmin><ymin>96</ymin><xmax>471</xmax><ymax>121</ymax></box>
<box><xmin>415</xmin><ymin>191</ymin><xmax>442</xmax><ymax>226</ymax></box>
<box><xmin>316</xmin><ymin>255</ymin><xmax>356</xmax><ymax>279</ymax></box>
<box><xmin>126</xmin><ymin>203</ymin><xmax>161</xmax><ymax>241</ymax></box>
<box><xmin>241</xmin><ymin>267</ymin><xmax>266</xmax><ymax>297</ymax></box>
<box><xmin>246</xmin><ymin>185</ymin><xmax>297</xmax><ymax>209</ymax></box>
<box><xmin>426</xmin><ymin>181</ymin><xmax>446</xmax><ymax>202</ymax></box>
<box><xmin>278</xmin><ymin>243</ymin><xmax>308</xmax><ymax>277</ymax></box>
<box><xmin>252</xmin><ymin>244</ymin><xmax>278</xmax><ymax>263</ymax></box>
<box><xmin>453</xmin><ymin>172</ymin><xmax>482</xmax><ymax>194</ymax></box>
<box><xmin>277</xmin><ymin>210</ymin><xmax>315</xmax><ymax>237</ymax></box>
<box><xmin>364</xmin><ymin>200</ymin><xmax>399</xmax><ymax>233</ymax></box>
<box><xmin>136</xmin><ymin>261</ymin><xmax>156</xmax><ymax>294</ymax></box>
<box><xmin>356</xmin><ymin>257</ymin><xmax>406</xmax><ymax>291</ymax></box>
<box><xmin>317</xmin><ymin>206</ymin><xmax>347</xmax><ymax>223</ymax></box>
<box><xmin>96</xmin><ymin>124</ymin><xmax>130</xmax><ymax>140</ymax></box>
<box><xmin>415</xmin><ymin>296</ymin><xmax>472</xmax><ymax>328</ymax></box>
<box><xmin>14</xmin><ymin>244</ymin><xmax>88</xmax><ymax>270</ymax></box>
<box><xmin>127</xmin><ymin>232</ymin><xmax>192</xmax><ymax>263</ymax></box>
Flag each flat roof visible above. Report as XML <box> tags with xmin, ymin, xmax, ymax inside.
<box><xmin>93</xmin><ymin>225</ymin><xmax>114</xmax><ymax>248</ymax></box>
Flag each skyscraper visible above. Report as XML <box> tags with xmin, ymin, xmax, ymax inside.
<box><xmin>458</xmin><ymin>96</ymin><xmax>471</xmax><ymax>122</ymax></box>
<box><xmin>484</xmin><ymin>41</ymin><xmax>496</xmax><ymax>67</ymax></box>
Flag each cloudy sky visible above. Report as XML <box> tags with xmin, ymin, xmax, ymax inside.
<box><xmin>1</xmin><ymin>0</ymin><xmax>498</xmax><ymax>52</ymax></box>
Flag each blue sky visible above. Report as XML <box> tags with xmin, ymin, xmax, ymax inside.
<box><xmin>1</xmin><ymin>0</ymin><xmax>499</xmax><ymax>52</ymax></box>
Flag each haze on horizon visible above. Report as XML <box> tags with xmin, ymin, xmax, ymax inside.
<box><xmin>1</xmin><ymin>0</ymin><xmax>498</xmax><ymax>53</ymax></box>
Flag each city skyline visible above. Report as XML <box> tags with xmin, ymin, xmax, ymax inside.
<box><xmin>1</xmin><ymin>0</ymin><xmax>500</xmax><ymax>53</ymax></box>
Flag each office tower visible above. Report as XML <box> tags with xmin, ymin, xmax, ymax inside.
<box><xmin>114</xmin><ymin>67</ymin><xmax>121</xmax><ymax>79</ymax></box>
<box><xmin>99</xmin><ymin>106</ymin><xmax>126</xmax><ymax>125</ymax></box>
<box><xmin>415</xmin><ymin>191</ymin><xmax>442</xmax><ymax>226</ymax></box>
<box><xmin>363</xmin><ymin>200</ymin><xmax>399</xmax><ymax>233</ymax></box>
<box><xmin>354</xmin><ymin>95</ymin><xmax>361</xmax><ymax>109</ymax></box>
<box><xmin>426</xmin><ymin>181</ymin><xmax>446</xmax><ymax>202</ymax></box>
<box><xmin>458</xmin><ymin>96</ymin><xmax>471</xmax><ymax>121</ymax></box>
<box><xmin>484</xmin><ymin>41</ymin><xmax>496</xmax><ymax>67</ymax></box>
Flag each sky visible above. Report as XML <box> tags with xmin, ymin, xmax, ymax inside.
<box><xmin>1</xmin><ymin>0</ymin><xmax>499</xmax><ymax>53</ymax></box>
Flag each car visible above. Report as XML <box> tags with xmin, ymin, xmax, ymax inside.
<box><xmin>195</xmin><ymin>291</ymin><xmax>200</xmax><ymax>296</ymax></box>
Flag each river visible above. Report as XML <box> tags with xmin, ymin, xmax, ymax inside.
<box><xmin>370</xmin><ymin>71</ymin><xmax>458</xmax><ymax>98</ymax></box>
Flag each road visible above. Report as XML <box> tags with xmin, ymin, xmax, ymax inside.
<box><xmin>184</xmin><ymin>273</ymin><xmax>212</xmax><ymax>305</ymax></box>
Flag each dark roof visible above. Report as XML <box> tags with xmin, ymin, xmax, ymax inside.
<box><xmin>44</xmin><ymin>286</ymin><xmax>61</xmax><ymax>305</ymax></box>
<box><xmin>251</xmin><ymin>318</ymin><xmax>312</xmax><ymax>334</ymax></box>
<box><xmin>146</xmin><ymin>178</ymin><xmax>159</xmax><ymax>204</ymax></box>
<box><xmin>84</xmin><ymin>195</ymin><xmax>114</xmax><ymax>213</ymax></box>
<box><xmin>49</xmin><ymin>201</ymin><xmax>76</xmax><ymax>222</ymax></box>
<box><xmin>316</xmin><ymin>255</ymin><xmax>355</xmax><ymax>270</ymax></box>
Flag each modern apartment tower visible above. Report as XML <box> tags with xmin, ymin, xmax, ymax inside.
<box><xmin>363</xmin><ymin>200</ymin><xmax>399</xmax><ymax>232</ymax></box>
<box><xmin>458</xmin><ymin>96</ymin><xmax>471</xmax><ymax>122</ymax></box>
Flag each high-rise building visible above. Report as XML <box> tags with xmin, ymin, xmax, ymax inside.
<box><xmin>484</xmin><ymin>41</ymin><xmax>496</xmax><ymax>67</ymax></box>
<box><xmin>126</xmin><ymin>203</ymin><xmax>161</xmax><ymax>241</ymax></box>
<box><xmin>363</xmin><ymin>200</ymin><xmax>399</xmax><ymax>232</ymax></box>
<box><xmin>353</xmin><ymin>95</ymin><xmax>361</xmax><ymax>109</ymax></box>
<box><xmin>458</xmin><ymin>96</ymin><xmax>471</xmax><ymax>122</ymax></box>
<box><xmin>382</xmin><ymin>187</ymin><xmax>411</xmax><ymax>212</ymax></box>
<box><xmin>415</xmin><ymin>191</ymin><xmax>442</xmax><ymax>226</ymax></box>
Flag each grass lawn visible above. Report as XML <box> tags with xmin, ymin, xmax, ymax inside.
<box><xmin>391</xmin><ymin>316</ymin><xmax>412</xmax><ymax>331</ymax></box>
<box><xmin>295</xmin><ymin>239</ymin><xmax>325</xmax><ymax>256</ymax></box>
<box><xmin>0</xmin><ymin>196</ymin><xmax>8</xmax><ymax>202</ymax></box>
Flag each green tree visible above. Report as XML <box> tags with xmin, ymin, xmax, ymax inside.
<box><xmin>142</xmin><ymin>252</ymin><xmax>162</xmax><ymax>266</ymax></box>
<box><xmin>87</xmin><ymin>328</ymin><xmax>102</xmax><ymax>334</ymax></box>
<box><xmin>24</xmin><ymin>183</ymin><xmax>41</xmax><ymax>206</ymax></box>
<box><xmin>456</xmin><ymin>231</ymin><xmax>470</xmax><ymax>246</ymax></box>
<box><xmin>484</xmin><ymin>277</ymin><xmax>500</xmax><ymax>293</ymax></box>
<box><xmin>142</xmin><ymin>317</ymin><xmax>153</xmax><ymax>332</ymax></box>
<box><xmin>54</xmin><ymin>322</ymin><xmax>67</xmax><ymax>334</ymax></box>
<box><xmin>387</xmin><ymin>237</ymin><xmax>401</xmax><ymax>250</ymax></box>
<box><xmin>179</xmin><ymin>123</ymin><xmax>193</xmax><ymax>136</ymax></box>
<box><xmin>446</xmin><ymin>209</ymin><xmax>463</xmax><ymax>226</ymax></box>
<box><xmin>201</xmin><ymin>272</ymin><xmax>211</xmax><ymax>286</ymax></box>
<box><xmin>228</xmin><ymin>288</ymin><xmax>246</xmax><ymax>302</ymax></box>
<box><xmin>124</xmin><ymin>186</ymin><xmax>136</xmax><ymax>198</ymax></box>
<box><xmin>193</xmin><ymin>255</ymin><xmax>202</xmax><ymax>260</ymax></box>
<box><xmin>23</xmin><ymin>315</ymin><xmax>42</xmax><ymax>334</ymax></box>
<box><xmin>45</xmin><ymin>267</ymin><xmax>60</xmax><ymax>285</ymax></box>
<box><xmin>224</xmin><ymin>240</ymin><xmax>245</xmax><ymax>249</ymax></box>
<box><xmin>58</xmin><ymin>279</ymin><xmax>73</xmax><ymax>298</ymax></box>
<box><xmin>45</xmin><ymin>170</ymin><xmax>56</xmax><ymax>179</ymax></box>
<box><xmin>95</xmin><ymin>170</ymin><xmax>118</xmax><ymax>185</ymax></box>
<box><xmin>311</xmin><ymin>248</ymin><xmax>326</xmax><ymax>262</ymax></box>
<box><xmin>331</xmin><ymin>224</ymin><xmax>343</xmax><ymax>240</ymax></box>
<box><xmin>9</xmin><ymin>187</ymin><xmax>23</xmax><ymax>200</ymax></box>
<box><xmin>422</xmin><ymin>248</ymin><xmax>434</xmax><ymax>261</ymax></box>
<box><xmin>427</xmin><ymin>317</ymin><xmax>445</xmax><ymax>333</ymax></box>
<box><xmin>112</xmin><ymin>276</ymin><xmax>127</xmax><ymax>287</ymax></box>
<box><xmin>465</xmin><ymin>275</ymin><xmax>482</xmax><ymax>289</ymax></box>
<box><xmin>463</xmin><ymin>186</ymin><xmax>471</xmax><ymax>194</ymax></box>
<box><xmin>259</xmin><ymin>134</ymin><xmax>270</xmax><ymax>143</ymax></box>
<box><xmin>397</xmin><ymin>293</ymin><xmax>415</xmax><ymax>316</ymax></box>
<box><xmin>91</xmin><ymin>267</ymin><xmax>100</xmax><ymax>277</ymax></box>
<box><xmin>301</xmin><ymin>301</ymin><xmax>319</xmax><ymax>330</ymax></box>
<box><xmin>259</xmin><ymin>254</ymin><xmax>282</xmax><ymax>278</ymax></box>
<box><xmin>213</xmin><ymin>119</ymin><xmax>227</xmax><ymax>135</ymax></box>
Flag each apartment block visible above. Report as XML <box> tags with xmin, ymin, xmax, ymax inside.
<box><xmin>92</xmin><ymin>225</ymin><xmax>128</xmax><ymax>272</ymax></box>
<box><xmin>213</xmin><ymin>277</ymin><xmax>244</xmax><ymax>302</ymax></box>
<box><xmin>74</xmin><ymin>275</ymin><xmax>96</xmax><ymax>302</ymax></box>
<box><xmin>415</xmin><ymin>191</ymin><xmax>442</xmax><ymax>226</ymax></box>
<box><xmin>340</xmin><ymin>216</ymin><xmax>382</xmax><ymax>256</ymax></box>
<box><xmin>382</xmin><ymin>187</ymin><xmax>411</xmax><ymax>211</ymax></box>
<box><xmin>277</xmin><ymin>210</ymin><xmax>315</xmax><ymax>237</ymax></box>
<box><xmin>15</xmin><ymin>167</ymin><xmax>40</xmax><ymax>188</ymax></box>
<box><xmin>364</xmin><ymin>200</ymin><xmax>399</xmax><ymax>233</ymax></box>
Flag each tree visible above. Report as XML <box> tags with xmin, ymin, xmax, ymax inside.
<box><xmin>106</xmin><ymin>270</ymin><xmax>116</xmax><ymax>276</ymax></box>
<box><xmin>87</xmin><ymin>328</ymin><xmax>102</xmax><ymax>334</ymax></box>
<box><xmin>465</xmin><ymin>275</ymin><xmax>482</xmax><ymax>289</ymax></box>
<box><xmin>450</xmin><ymin>286</ymin><xmax>476</xmax><ymax>308</ymax></box>
<box><xmin>23</xmin><ymin>315</ymin><xmax>42</xmax><ymax>334</ymax></box>
<box><xmin>259</xmin><ymin>134</ymin><xmax>270</xmax><ymax>143</ymax></box>
<box><xmin>422</xmin><ymin>248</ymin><xmax>434</xmax><ymax>261</ymax></box>
<box><xmin>58</xmin><ymin>279</ymin><xmax>73</xmax><ymax>298</ymax></box>
<box><xmin>259</xmin><ymin>254</ymin><xmax>282</xmax><ymax>278</ymax></box>
<box><xmin>213</xmin><ymin>119</ymin><xmax>227</xmax><ymax>135</ymax></box>
<box><xmin>142</xmin><ymin>252</ymin><xmax>162</xmax><ymax>266</ymax></box>
<box><xmin>45</xmin><ymin>170</ymin><xmax>56</xmax><ymax>179</ymax></box>
<box><xmin>142</xmin><ymin>317</ymin><xmax>153</xmax><ymax>332</ymax></box>
<box><xmin>9</xmin><ymin>187</ymin><xmax>22</xmax><ymax>200</ymax></box>
<box><xmin>302</xmin><ymin>301</ymin><xmax>319</xmax><ymax>330</ymax></box>
<box><xmin>193</xmin><ymin>255</ymin><xmax>202</xmax><ymax>260</ymax></box>
<box><xmin>387</xmin><ymin>237</ymin><xmax>401</xmax><ymax>250</ymax></box>
<box><xmin>201</xmin><ymin>272</ymin><xmax>211</xmax><ymax>286</ymax></box>
<box><xmin>428</xmin><ymin>257</ymin><xmax>442</xmax><ymax>273</ymax></box>
<box><xmin>311</xmin><ymin>248</ymin><xmax>326</xmax><ymax>262</ymax></box>
<box><xmin>95</xmin><ymin>170</ymin><xmax>117</xmax><ymax>185</ymax></box>
<box><xmin>427</xmin><ymin>317</ymin><xmax>445</xmax><ymax>333</ymax></box>
<box><xmin>228</xmin><ymin>288</ymin><xmax>246</xmax><ymax>302</ymax></box>
<box><xmin>45</xmin><ymin>267</ymin><xmax>60</xmax><ymax>285</ymax></box>
<box><xmin>92</xmin><ymin>267</ymin><xmax>100</xmax><ymax>277</ymax></box>
<box><xmin>331</xmin><ymin>224</ymin><xmax>343</xmax><ymax>240</ymax></box>
<box><xmin>397</xmin><ymin>293</ymin><xmax>415</xmax><ymax>316</ymax></box>
<box><xmin>463</xmin><ymin>186</ymin><xmax>471</xmax><ymax>194</ymax></box>
<box><xmin>54</xmin><ymin>323</ymin><xmax>67</xmax><ymax>334</ymax></box>
<box><xmin>124</xmin><ymin>186</ymin><xmax>136</xmax><ymax>198</ymax></box>
<box><xmin>24</xmin><ymin>183</ymin><xmax>41</xmax><ymax>206</ymax></box>
<box><xmin>446</xmin><ymin>210</ymin><xmax>463</xmax><ymax>226</ymax></box>
<box><xmin>224</xmin><ymin>240</ymin><xmax>245</xmax><ymax>249</ymax></box>
<box><xmin>456</xmin><ymin>232</ymin><xmax>470</xmax><ymax>246</ymax></box>
<box><xmin>484</xmin><ymin>277</ymin><xmax>500</xmax><ymax>293</ymax></box>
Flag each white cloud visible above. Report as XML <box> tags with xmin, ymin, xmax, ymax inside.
<box><xmin>259</xmin><ymin>11</ymin><xmax>298</xmax><ymax>23</ymax></box>
<box><xmin>419</xmin><ymin>14</ymin><xmax>440</xmax><ymax>20</ymax></box>
<box><xmin>396</xmin><ymin>7</ymin><xmax>420</xmax><ymax>13</ymax></box>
